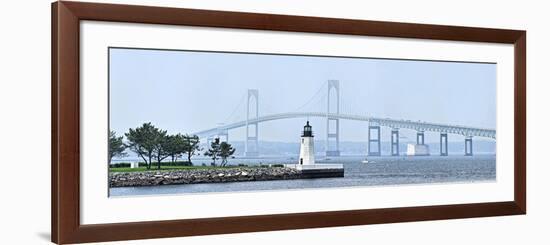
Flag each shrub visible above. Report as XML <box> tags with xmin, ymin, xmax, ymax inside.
<box><xmin>110</xmin><ymin>161</ymin><xmax>193</xmax><ymax>168</ymax></box>
<box><xmin>110</xmin><ymin>163</ymin><xmax>131</xmax><ymax>168</ymax></box>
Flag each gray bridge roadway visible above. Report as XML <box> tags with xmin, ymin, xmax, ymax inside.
<box><xmin>192</xmin><ymin>112</ymin><xmax>496</xmax><ymax>139</ymax></box>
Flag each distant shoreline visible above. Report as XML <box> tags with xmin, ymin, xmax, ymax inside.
<box><xmin>110</xmin><ymin>153</ymin><xmax>497</xmax><ymax>164</ymax></box>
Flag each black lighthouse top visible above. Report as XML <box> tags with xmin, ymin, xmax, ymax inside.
<box><xmin>302</xmin><ymin>121</ymin><xmax>313</xmax><ymax>137</ymax></box>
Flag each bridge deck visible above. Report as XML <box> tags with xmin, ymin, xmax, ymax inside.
<box><xmin>193</xmin><ymin>112</ymin><xmax>496</xmax><ymax>139</ymax></box>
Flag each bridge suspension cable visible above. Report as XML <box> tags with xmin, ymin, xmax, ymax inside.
<box><xmin>339</xmin><ymin>84</ymin><xmax>366</xmax><ymax>117</ymax></box>
<box><xmin>294</xmin><ymin>80</ymin><xmax>327</xmax><ymax>112</ymax></box>
<box><xmin>222</xmin><ymin>92</ymin><xmax>247</xmax><ymax>124</ymax></box>
<box><xmin>262</xmin><ymin>100</ymin><xmax>279</xmax><ymax>116</ymax></box>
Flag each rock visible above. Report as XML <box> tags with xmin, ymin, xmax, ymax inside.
<box><xmin>109</xmin><ymin>166</ymin><xmax>307</xmax><ymax>188</ymax></box>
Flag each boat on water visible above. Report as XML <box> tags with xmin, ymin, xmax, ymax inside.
<box><xmin>362</xmin><ymin>158</ymin><xmax>370</xmax><ymax>164</ymax></box>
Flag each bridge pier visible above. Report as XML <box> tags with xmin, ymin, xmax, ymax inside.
<box><xmin>206</xmin><ymin>130</ymin><xmax>229</xmax><ymax>149</ymax></box>
<box><xmin>206</xmin><ymin>136</ymin><xmax>213</xmax><ymax>149</ymax></box>
<box><xmin>465</xmin><ymin>136</ymin><xmax>473</xmax><ymax>156</ymax></box>
<box><xmin>440</xmin><ymin>133</ymin><xmax>448</xmax><ymax>156</ymax></box>
<box><xmin>219</xmin><ymin>130</ymin><xmax>229</xmax><ymax>143</ymax></box>
<box><xmin>326</xmin><ymin>80</ymin><xmax>340</xmax><ymax>157</ymax></box>
<box><xmin>214</xmin><ymin>125</ymin><xmax>229</xmax><ymax>143</ymax></box>
<box><xmin>391</xmin><ymin>129</ymin><xmax>399</xmax><ymax>156</ymax></box>
<box><xmin>368</xmin><ymin>125</ymin><xmax>381</xmax><ymax>156</ymax></box>
<box><xmin>245</xmin><ymin>89</ymin><xmax>259</xmax><ymax>157</ymax></box>
<box><xmin>416</xmin><ymin>131</ymin><xmax>425</xmax><ymax>145</ymax></box>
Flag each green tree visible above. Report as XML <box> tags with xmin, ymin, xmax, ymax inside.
<box><xmin>108</xmin><ymin>130</ymin><xmax>127</xmax><ymax>164</ymax></box>
<box><xmin>182</xmin><ymin>134</ymin><xmax>201</xmax><ymax>165</ymax></box>
<box><xmin>219</xmin><ymin>142</ymin><xmax>236</xmax><ymax>167</ymax></box>
<box><xmin>204</xmin><ymin>138</ymin><xmax>221</xmax><ymax>166</ymax></box>
<box><xmin>152</xmin><ymin>131</ymin><xmax>170</xmax><ymax>169</ymax></box>
<box><xmin>125</xmin><ymin>122</ymin><xmax>163</xmax><ymax>170</ymax></box>
<box><xmin>164</xmin><ymin>134</ymin><xmax>186</xmax><ymax>164</ymax></box>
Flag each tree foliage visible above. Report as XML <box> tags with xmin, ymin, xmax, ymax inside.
<box><xmin>219</xmin><ymin>142</ymin><xmax>236</xmax><ymax>167</ymax></box>
<box><xmin>152</xmin><ymin>129</ymin><xmax>170</xmax><ymax>169</ymax></box>
<box><xmin>108</xmin><ymin>130</ymin><xmax>127</xmax><ymax>164</ymax></box>
<box><xmin>121</xmin><ymin>123</ymin><xmax>203</xmax><ymax>169</ymax></box>
<box><xmin>125</xmin><ymin>122</ymin><xmax>164</xmax><ymax>169</ymax></box>
<box><xmin>164</xmin><ymin>134</ymin><xmax>186</xmax><ymax>163</ymax></box>
<box><xmin>182</xmin><ymin>134</ymin><xmax>201</xmax><ymax>165</ymax></box>
<box><xmin>204</xmin><ymin>138</ymin><xmax>221</xmax><ymax>166</ymax></box>
<box><xmin>204</xmin><ymin>138</ymin><xmax>235</xmax><ymax>166</ymax></box>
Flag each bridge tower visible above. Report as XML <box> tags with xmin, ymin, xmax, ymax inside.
<box><xmin>416</xmin><ymin>131</ymin><xmax>425</xmax><ymax>145</ymax></box>
<box><xmin>245</xmin><ymin>89</ymin><xmax>259</xmax><ymax>157</ymax></box>
<box><xmin>391</xmin><ymin>128</ymin><xmax>399</xmax><ymax>156</ymax></box>
<box><xmin>440</xmin><ymin>133</ymin><xmax>448</xmax><ymax>156</ymax></box>
<box><xmin>326</xmin><ymin>80</ymin><xmax>340</xmax><ymax>157</ymax></box>
<box><xmin>465</xmin><ymin>136</ymin><xmax>473</xmax><ymax>156</ymax></box>
<box><xmin>368</xmin><ymin>122</ymin><xmax>381</xmax><ymax>156</ymax></box>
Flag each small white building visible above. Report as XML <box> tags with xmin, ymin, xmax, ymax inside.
<box><xmin>299</xmin><ymin>121</ymin><xmax>315</xmax><ymax>165</ymax></box>
<box><xmin>406</xmin><ymin>144</ymin><xmax>430</xmax><ymax>156</ymax></box>
<box><xmin>130</xmin><ymin>162</ymin><xmax>140</xmax><ymax>168</ymax></box>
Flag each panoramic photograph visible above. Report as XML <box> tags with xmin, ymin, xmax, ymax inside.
<box><xmin>108</xmin><ymin>47</ymin><xmax>496</xmax><ymax>197</ymax></box>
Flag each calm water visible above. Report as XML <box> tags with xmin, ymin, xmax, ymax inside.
<box><xmin>109</xmin><ymin>155</ymin><xmax>496</xmax><ymax>197</ymax></box>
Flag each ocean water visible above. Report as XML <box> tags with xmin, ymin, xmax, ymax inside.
<box><xmin>109</xmin><ymin>155</ymin><xmax>496</xmax><ymax>197</ymax></box>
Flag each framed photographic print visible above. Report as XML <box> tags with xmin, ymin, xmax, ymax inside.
<box><xmin>51</xmin><ymin>1</ymin><xmax>526</xmax><ymax>244</ymax></box>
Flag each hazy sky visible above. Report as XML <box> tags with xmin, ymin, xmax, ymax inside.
<box><xmin>109</xmin><ymin>48</ymin><xmax>496</xmax><ymax>143</ymax></box>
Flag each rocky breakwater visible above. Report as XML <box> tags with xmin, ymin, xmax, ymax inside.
<box><xmin>109</xmin><ymin>167</ymin><xmax>303</xmax><ymax>188</ymax></box>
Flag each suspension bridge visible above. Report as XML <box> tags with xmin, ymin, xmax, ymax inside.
<box><xmin>192</xmin><ymin>80</ymin><xmax>496</xmax><ymax>157</ymax></box>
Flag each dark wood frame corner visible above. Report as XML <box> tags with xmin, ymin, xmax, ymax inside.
<box><xmin>51</xmin><ymin>1</ymin><xmax>526</xmax><ymax>244</ymax></box>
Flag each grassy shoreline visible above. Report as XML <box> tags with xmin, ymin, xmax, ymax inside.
<box><xmin>109</xmin><ymin>164</ymin><xmax>283</xmax><ymax>173</ymax></box>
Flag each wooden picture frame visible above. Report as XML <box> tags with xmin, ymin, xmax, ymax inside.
<box><xmin>51</xmin><ymin>1</ymin><xmax>526</xmax><ymax>244</ymax></box>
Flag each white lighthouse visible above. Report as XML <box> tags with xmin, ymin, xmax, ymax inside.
<box><xmin>285</xmin><ymin>120</ymin><xmax>343</xmax><ymax>177</ymax></box>
<box><xmin>299</xmin><ymin>121</ymin><xmax>315</xmax><ymax>165</ymax></box>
